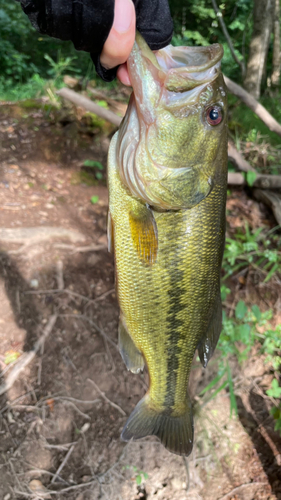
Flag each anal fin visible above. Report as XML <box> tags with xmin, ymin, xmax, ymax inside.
<box><xmin>198</xmin><ymin>293</ymin><xmax>222</xmax><ymax>368</ymax></box>
<box><xmin>119</xmin><ymin>317</ymin><xmax>145</xmax><ymax>374</ymax></box>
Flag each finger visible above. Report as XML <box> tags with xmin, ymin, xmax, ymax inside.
<box><xmin>117</xmin><ymin>63</ymin><xmax>131</xmax><ymax>86</ymax></box>
<box><xmin>100</xmin><ymin>0</ymin><xmax>136</xmax><ymax>70</ymax></box>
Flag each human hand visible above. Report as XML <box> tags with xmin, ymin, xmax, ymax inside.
<box><xmin>100</xmin><ymin>0</ymin><xmax>135</xmax><ymax>85</ymax></box>
<box><xmin>19</xmin><ymin>0</ymin><xmax>173</xmax><ymax>84</ymax></box>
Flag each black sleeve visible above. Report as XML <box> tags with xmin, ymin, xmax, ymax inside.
<box><xmin>18</xmin><ymin>0</ymin><xmax>173</xmax><ymax>82</ymax></box>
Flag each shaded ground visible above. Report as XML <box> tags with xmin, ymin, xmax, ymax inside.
<box><xmin>0</xmin><ymin>100</ymin><xmax>280</xmax><ymax>500</ymax></box>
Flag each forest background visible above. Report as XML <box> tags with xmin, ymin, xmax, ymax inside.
<box><xmin>1</xmin><ymin>0</ymin><xmax>281</xmax><ymax>439</ymax></box>
<box><xmin>0</xmin><ymin>1</ymin><xmax>281</xmax><ymax>498</ymax></box>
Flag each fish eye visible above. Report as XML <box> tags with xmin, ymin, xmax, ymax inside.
<box><xmin>205</xmin><ymin>105</ymin><xmax>223</xmax><ymax>126</ymax></box>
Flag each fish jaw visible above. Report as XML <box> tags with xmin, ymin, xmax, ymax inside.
<box><xmin>116</xmin><ymin>33</ymin><xmax>228</xmax><ymax>210</ymax></box>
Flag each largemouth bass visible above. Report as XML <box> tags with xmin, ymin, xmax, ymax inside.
<box><xmin>107</xmin><ymin>33</ymin><xmax>228</xmax><ymax>456</ymax></box>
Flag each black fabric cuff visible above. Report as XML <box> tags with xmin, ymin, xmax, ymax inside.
<box><xmin>91</xmin><ymin>54</ymin><xmax>119</xmax><ymax>82</ymax></box>
<box><xmin>18</xmin><ymin>0</ymin><xmax>173</xmax><ymax>82</ymax></box>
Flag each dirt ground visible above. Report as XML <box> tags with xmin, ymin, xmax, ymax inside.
<box><xmin>0</xmin><ymin>100</ymin><xmax>280</xmax><ymax>500</ymax></box>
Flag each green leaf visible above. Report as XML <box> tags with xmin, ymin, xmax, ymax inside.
<box><xmin>237</xmin><ymin>323</ymin><xmax>251</xmax><ymax>343</ymax></box>
<box><xmin>136</xmin><ymin>475</ymin><xmax>142</xmax><ymax>485</ymax></box>
<box><xmin>266</xmin><ymin>379</ymin><xmax>281</xmax><ymax>398</ymax></box>
<box><xmin>199</xmin><ymin>369</ymin><xmax>226</xmax><ymax>395</ymax></box>
<box><xmin>235</xmin><ymin>301</ymin><xmax>247</xmax><ymax>320</ymax></box>
<box><xmin>264</xmin><ymin>262</ymin><xmax>279</xmax><ymax>283</ymax></box>
<box><xmin>246</xmin><ymin>171</ymin><xmax>257</xmax><ymax>187</ymax></box>
<box><xmin>90</xmin><ymin>195</ymin><xmax>99</xmax><ymax>204</ymax></box>
<box><xmin>95</xmin><ymin>172</ymin><xmax>103</xmax><ymax>180</ymax></box>
<box><xmin>83</xmin><ymin>160</ymin><xmax>104</xmax><ymax>170</ymax></box>
<box><xmin>221</xmin><ymin>285</ymin><xmax>231</xmax><ymax>301</ymax></box>
<box><xmin>251</xmin><ymin>304</ymin><xmax>261</xmax><ymax>321</ymax></box>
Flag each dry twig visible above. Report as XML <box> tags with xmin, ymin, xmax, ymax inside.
<box><xmin>51</xmin><ymin>444</ymin><xmax>76</xmax><ymax>484</ymax></box>
<box><xmin>57</xmin><ymin>88</ymin><xmax>122</xmax><ymax>127</ymax></box>
<box><xmin>0</xmin><ymin>315</ymin><xmax>57</xmax><ymax>396</ymax></box>
<box><xmin>218</xmin><ymin>482</ymin><xmax>268</xmax><ymax>500</ymax></box>
<box><xmin>87</xmin><ymin>378</ymin><xmax>126</xmax><ymax>416</ymax></box>
<box><xmin>224</xmin><ymin>75</ymin><xmax>281</xmax><ymax>137</ymax></box>
<box><xmin>56</xmin><ymin>260</ymin><xmax>64</xmax><ymax>290</ymax></box>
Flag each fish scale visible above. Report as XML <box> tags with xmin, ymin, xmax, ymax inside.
<box><xmin>108</xmin><ymin>33</ymin><xmax>228</xmax><ymax>456</ymax></box>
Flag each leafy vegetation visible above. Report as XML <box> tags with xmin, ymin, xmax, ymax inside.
<box><xmin>200</xmin><ymin>291</ymin><xmax>281</xmax><ymax>431</ymax></box>
<box><xmin>223</xmin><ymin>224</ymin><xmax>281</xmax><ymax>283</ymax></box>
<box><xmin>199</xmin><ymin>224</ymin><xmax>281</xmax><ymax>435</ymax></box>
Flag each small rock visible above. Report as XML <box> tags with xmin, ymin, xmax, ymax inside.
<box><xmin>87</xmin><ymin>254</ymin><xmax>101</xmax><ymax>267</ymax></box>
<box><xmin>80</xmin><ymin>422</ymin><xmax>90</xmax><ymax>433</ymax></box>
<box><xmin>4</xmin><ymin>494</ymin><xmax>11</xmax><ymax>500</ymax></box>
<box><xmin>45</xmin><ymin>203</ymin><xmax>54</xmax><ymax>209</ymax></box>
<box><xmin>29</xmin><ymin>479</ymin><xmax>51</xmax><ymax>499</ymax></box>
<box><xmin>171</xmin><ymin>477</ymin><xmax>183</xmax><ymax>490</ymax></box>
<box><xmin>30</xmin><ymin>279</ymin><xmax>39</xmax><ymax>289</ymax></box>
<box><xmin>98</xmin><ymin>234</ymin><xmax>108</xmax><ymax>246</ymax></box>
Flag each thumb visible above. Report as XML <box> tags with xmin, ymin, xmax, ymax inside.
<box><xmin>100</xmin><ymin>0</ymin><xmax>136</xmax><ymax>70</ymax></box>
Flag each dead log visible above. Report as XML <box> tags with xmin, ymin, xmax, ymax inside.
<box><xmin>227</xmin><ymin>172</ymin><xmax>245</xmax><ymax>185</ymax></box>
<box><xmin>253</xmin><ymin>189</ymin><xmax>281</xmax><ymax>225</ymax></box>
<box><xmin>228</xmin><ymin>142</ymin><xmax>257</xmax><ymax>172</ymax></box>
<box><xmin>227</xmin><ymin>172</ymin><xmax>281</xmax><ymax>188</ymax></box>
<box><xmin>57</xmin><ymin>88</ymin><xmax>122</xmax><ymax>127</ymax></box>
<box><xmin>224</xmin><ymin>75</ymin><xmax>281</xmax><ymax>137</ymax></box>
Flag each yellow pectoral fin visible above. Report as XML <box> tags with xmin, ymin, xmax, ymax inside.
<box><xmin>129</xmin><ymin>203</ymin><xmax>158</xmax><ymax>265</ymax></box>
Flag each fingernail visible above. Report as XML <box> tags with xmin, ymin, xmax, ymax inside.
<box><xmin>114</xmin><ymin>0</ymin><xmax>134</xmax><ymax>33</ymax></box>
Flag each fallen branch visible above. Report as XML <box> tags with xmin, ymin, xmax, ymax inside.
<box><xmin>87</xmin><ymin>85</ymin><xmax>128</xmax><ymax>115</ymax></box>
<box><xmin>56</xmin><ymin>260</ymin><xmax>64</xmax><ymax>290</ymax></box>
<box><xmin>224</xmin><ymin>76</ymin><xmax>281</xmax><ymax>137</ymax></box>
<box><xmin>57</xmin><ymin>88</ymin><xmax>122</xmax><ymax>127</ymax></box>
<box><xmin>227</xmin><ymin>172</ymin><xmax>245</xmax><ymax>185</ymax></box>
<box><xmin>218</xmin><ymin>482</ymin><xmax>268</xmax><ymax>500</ymax></box>
<box><xmin>227</xmin><ymin>171</ymin><xmax>281</xmax><ymax>188</ymax></box>
<box><xmin>87</xmin><ymin>378</ymin><xmax>126</xmax><ymax>416</ymax></box>
<box><xmin>0</xmin><ymin>315</ymin><xmax>57</xmax><ymax>396</ymax></box>
<box><xmin>51</xmin><ymin>444</ymin><xmax>75</xmax><ymax>484</ymax></box>
<box><xmin>228</xmin><ymin>142</ymin><xmax>257</xmax><ymax>172</ymax></box>
<box><xmin>253</xmin><ymin>189</ymin><xmax>281</xmax><ymax>225</ymax></box>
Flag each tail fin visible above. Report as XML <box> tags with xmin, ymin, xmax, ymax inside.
<box><xmin>121</xmin><ymin>394</ymin><xmax>193</xmax><ymax>456</ymax></box>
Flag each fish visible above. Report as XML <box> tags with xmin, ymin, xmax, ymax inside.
<box><xmin>107</xmin><ymin>32</ymin><xmax>228</xmax><ymax>456</ymax></box>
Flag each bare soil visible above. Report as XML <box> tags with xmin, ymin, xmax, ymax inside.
<box><xmin>0</xmin><ymin>101</ymin><xmax>280</xmax><ymax>500</ymax></box>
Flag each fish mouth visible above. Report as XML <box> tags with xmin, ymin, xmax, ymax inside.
<box><xmin>156</xmin><ymin>44</ymin><xmax>223</xmax><ymax>93</ymax></box>
<box><xmin>131</xmin><ymin>31</ymin><xmax>223</xmax><ymax>101</ymax></box>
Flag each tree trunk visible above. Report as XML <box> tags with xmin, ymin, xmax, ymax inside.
<box><xmin>244</xmin><ymin>0</ymin><xmax>275</xmax><ymax>99</ymax></box>
<box><xmin>271</xmin><ymin>0</ymin><xmax>281</xmax><ymax>86</ymax></box>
